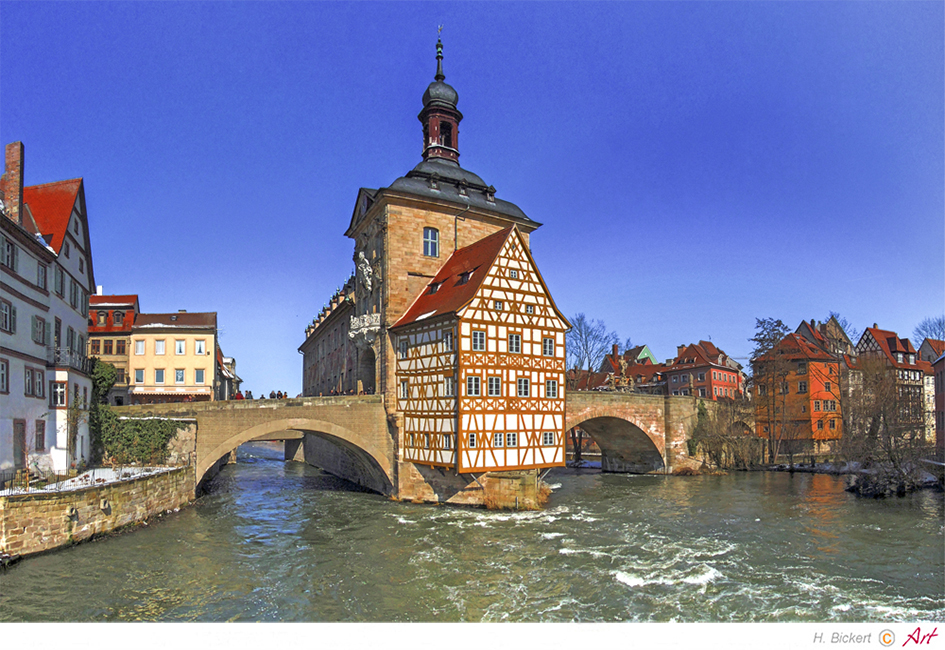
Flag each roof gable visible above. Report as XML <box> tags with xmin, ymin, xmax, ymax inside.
<box><xmin>23</xmin><ymin>178</ymin><xmax>82</xmax><ymax>255</ymax></box>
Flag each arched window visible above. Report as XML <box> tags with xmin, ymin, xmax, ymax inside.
<box><xmin>423</xmin><ymin>227</ymin><xmax>439</xmax><ymax>257</ymax></box>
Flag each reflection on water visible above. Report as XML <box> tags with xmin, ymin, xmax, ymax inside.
<box><xmin>0</xmin><ymin>443</ymin><xmax>942</xmax><ymax>622</ymax></box>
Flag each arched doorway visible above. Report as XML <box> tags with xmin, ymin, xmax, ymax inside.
<box><xmin>358</xmin><ymin>347</ymin><xmax>376</xmax><ymax>394</ymax></box>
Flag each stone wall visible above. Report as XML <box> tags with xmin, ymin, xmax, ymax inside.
<box><xmin>0</xmin><ymin>466</ymin><xmax>194</xmax><ymax>557</ymax></box>
<box><xmin>395</xmin><ymin>461</ymin><xmax>542</xmax><ymax>509</ymax></box>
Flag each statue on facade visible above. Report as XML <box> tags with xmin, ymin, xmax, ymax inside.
<box><xmin>356</xmin><ymin>252</ymin><xmax>374</xmax><ymax>294</ymax></box>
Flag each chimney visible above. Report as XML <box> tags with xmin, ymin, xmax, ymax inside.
<box><xmin>677</xmin><ymin>345</ymin><xmax>686</xmax><ymax>357</ymax></box>
<box><xmin>96</xmin><ymin>285</ymin><xmax>104</xmax><ymax>295</ymax></box>
<box><xmin>2</xmin><ymin>142</ymin><xmax>24</xmax><ymax>225</ymax></box>
<box><xmin>179</xmin><ymin>309</ymin><xmax>187</xmax><ymax>313</ymax></box>
<box><xmin>612</xmin><ymin>343</ymin><xmax>619</xmax><ymax>357</ymax></box>
<box><xmin>873</xmin><ymin>323</ymin><xmax>877</xmax><ymax>329</ymax></box>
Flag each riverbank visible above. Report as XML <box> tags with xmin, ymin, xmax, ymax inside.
<box><xmin>0</xmin><ymin>465</ymin><xmax>194</xmax><ymax>559</ymax></box>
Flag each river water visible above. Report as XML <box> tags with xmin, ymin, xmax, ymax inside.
<box><xmin>1</xmin><ymin>443</ymin><xmax>942</xmax><ymax>622</ymax></box>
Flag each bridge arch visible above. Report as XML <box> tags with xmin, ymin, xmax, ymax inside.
<box><xmin>566</xmin><ymin>408</ymin><xmax>666</xmax><ymax>474</ymax></box>
<box><xmin>197</xmin><ymin>417</ymin><xmax>393</xmax><ymax>493</ymax></box>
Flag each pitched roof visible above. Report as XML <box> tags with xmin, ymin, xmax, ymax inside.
<box><xmin>392</xmin><ymin>227</ymin><xmax>513</xmax><ymax>329</ymax></box>
<box><xmin>859</xmin><ymin>327</ymin><xmax>919</xmax><ymax>368</ymax></box>
<box><xmin>670</xmin><ymin>341</ymin><xmax>741</xmax><ymax>370</ymax></box>
<box><xmin>921</xmin><ymin>338</ymin><xmax>945</xmax><ymax>359</ymax></box>
<box><xmin>23</xmin><ymin>178</ymin><xmax>82</xmax><ymax>254</ymax></box>
<box><xmin>770</xmin><ymin>333</ymin><xmax>837</xmax><ymax>362</ymax></box>
<box><xmin>133</xmin><ymin>312</ymin><xmax>217</xmax><ymax>329</ymax></box>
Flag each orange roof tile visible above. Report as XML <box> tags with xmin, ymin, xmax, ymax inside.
<box><xmin>392</xmin><ymin>227</ymin><xmax>513</xmax><ymax>329</ymax></box>
<box><xmin>23</xmin><ymin>178</ymin><xmax>82</xmax><ymax>255</ymax></box>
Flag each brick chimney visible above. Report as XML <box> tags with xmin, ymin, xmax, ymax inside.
<box><xmin>1</xmin><ymin>142</ymin><xmax>24</xmax><ymax>225</ymax></box>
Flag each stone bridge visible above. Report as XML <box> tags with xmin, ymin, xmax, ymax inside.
<box><xmin>112</xmin><ymin>392</ymin><xmax>703</xmax><ymax>503</ymax></box>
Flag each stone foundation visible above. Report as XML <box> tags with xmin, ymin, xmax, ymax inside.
<box><xmin>0</xmin><ymin>466</ymin><xmax>195</xmax><ymax>557</ymax></box>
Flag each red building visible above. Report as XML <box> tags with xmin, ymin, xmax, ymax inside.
<box><xmin>663</xmin><ymin>341</ymin><xmax>744</xmax><ymax>400</ymax></box>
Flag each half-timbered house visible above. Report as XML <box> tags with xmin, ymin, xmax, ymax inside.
<box><xmin>391</xmin><ymin>226</ymin><xmax>570</xmax><ymax>473</ymax></box>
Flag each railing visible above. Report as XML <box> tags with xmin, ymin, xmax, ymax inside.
<box><xmin>47</xmin><ymin>346</ymin><xmax>92</xmax><ymax>374</ymax></box>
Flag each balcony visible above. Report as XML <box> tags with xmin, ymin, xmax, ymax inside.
<box><xmin>47</xmin><ymin>347</ymin><xmax>92</xmax><ymax>374</ymax></box>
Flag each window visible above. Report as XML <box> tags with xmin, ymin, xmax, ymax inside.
<box><xmin>175</xmin><ymin>340</ymin><xmax>186</xmax><ymax>355</ymax></box>
<box><xmin>195</xmin><ymin>340</ymin><xmax>206</xmax><ymax>355</ymax></box>
<box><xmin>423</xmin><ymin>227</ymin><xmax>439</xmax><ymax>257</ymax></box>
<box><xmin>155</xmin><ymin>340</ymin><xmax>165</xmax><ymax>355</ymax></box>
<box><xmin>814</xmin><ymin>400</ymin><xmax>821</xmax><ymax>412</ymax></box>
<box><xmin>509</xmin><ymin>269</ymin><xmax>518</xmax><ymax>279</ymax></box>
<box><xmin>825</xmin><ymin>400</ymin><xmax>837</xmax><ymax>412</ymax></box>
<box><xmin>135</xmin><ymin>340</ymin><xmax>145</xmax><ymax>355</ymax></box>
<box><xmin>468</xmin><ymin>432</ymin><xmax>477</xmax><ymax>448</ymax></box>
<box><xmin>817</xmin><ymin>420</ymin><xmax>824</xmax><ymax>430</ymax></box>
<box><xmin>79</xmin><ymin>258</ymin><xmax>84</xmax><ymax>273</ymax></box>
<box><xmin>488</xmin><ymin>376</ymin><xmax>501</xmax><ymax>396</ymax></box>
<box><xmin>70</xmin><ymin>279</ymin><xmax>78</xmax><ymax>309</ymax></box>
<box><xmin>698</xmin><ymin>372</ymin><xmax>706</xmax><ymax>381</ymax></box>
<box><xmin>0</xmin><ymin>358</ymin><xmax>7</xmax><ymax>393</ymax></box>
<box><xmin>0</xmin><ymin>299</ymin><xmax>15</xmax><ymax>333</ymax></box>
<box><xmin>543</xmin><ymin>338</ymin><xmax>554</xmax><ymax>356</ymax></box>
<box><xmin>97</xmin><ymin>311</ymin><xmax>107</xmax><ymax>326</ymax></box>
<box><xmin>829</xmin><ymin>419</ymin><xmax>836</xmax><ymax>430</ymax></box>
<box><xmin>116</xmin><ymin>340</ymin><xmax>126</xmax><ymax>355</ymax></box>
<box><xmin>155</xmin><ymin>369</ymin><xmax>165</xmax><ymax>384</ymax></box>
<box><xmin>399</xmin><ymin>338</ymin><xmax>408</xmax><ymax>359</ymax></box>
<box><xmin>33</xmin><ymin>370</ymin><xmax>45</xmax><ymax>398</ymax></box>
<box><xmin>797</xmin><ymin>381</ymin><xmax>808</xmax><ymax>394</ymax></box>
<box><xmin>54</xmin><ymin>267</ymin><xmax>64</xmax><ymax>296</ymax></box>
<box><xmin>824</xmin><ymin>381</ymin><xmax>832</xmax><ymax>393</ymax></box>
<box><xmin>494</xmin><ymin>300</ymin><xmax>504</xmax><ymax>310</ymax></box>
<box><xmin>134</xmin><ymin>369</ymin><xmax>143</xmax><ymax>384</ymax></box>
<box><xmin>31</xmin><ymin>315</ymin><xmax>46</xmax><ymax>345</ymax></box>
<box><xmin>400</xmin><ymin>380</ymin><xmax>408</xmax><ymax>399</ymax></box>
<box><xmin>506</xmin><ymin>432</ymin><xmax>518</xmax><ymax>447</ymax></box>
<box><xmin>545</xmin><ymin>379</ymin><xmax>558</xmax><ymax>398</ymax></box>
<box><xmin>472</xmin><ymin>331</ymin><xmax>485</xmax><ymax>351</ymax></box>
<box><xmin>443</xmin><ymin>330</ymin><xmax>454</xmax><ymax>352</ymax></box>
<box><xmin>467</xmin><ymin>376</ymin><xmax>481</xmax><ymax>396</ymax></box>
<box><xmin>517</xmin><ymin>377</ymin><xmax>530</xmax><ymax>397</ymax></box>
<box><xmin>116</xmin><ymin>368</ymin><xmax>125</xmax><ymax>383</ymax></box>
<box><xmin>66</xmin><ymin>327</ymin><xmax>74</xmax><ymax>353</ymax></box>
<box><xmin>493</xmin><ymin>432</ymin><xmax>503</xmax><ymax>447</ymax></box>
<box><xmin>35</xmin><ymin>420</ymin><xmax>45</xmax><ymax>451</ymax></box>
<box><xmin>458</xmin><ymin>271</ymin><xmax>472</xmax><ymax>285</ymax></box>
<box><xmin>444</xmin><ymin>376</ymin><xmax>455</xmax><ymax>397</ymax></box>
<box><xmin>797</xmin><ymin>362</ymin><xmax>807</xmax><ymax>375</ymax></box>
<box><xmin>1</xmin><ymin>236</ymin><xmax>16</xmax><ymax>270</ymax></box>
<box><xmin>73</xmin><ymin>219</ymin><xmax>79</xmax><ymax>234</ymax></box>
<box><xmin>37</xmin><ymin>264</ymin><xmax>47</xmax><ymax>289</ymax></box>
<box><xmin>542</xmin><ymin>431</ymin><xmax>555</xmax><ymax>446</ymax></box>
<box><xmin>525</xmin><ymin>305</ymin><xmax>534</xmax><ymax>315</ymax></box>
<box><xmin>64</xmin><ymin>242</ymin><xmax>70</xmax><ymax>258</ymax></box>
<box><xmin>443</xmin><ymin>434</ymin><xmax>453</xmax><ymax>450</ymax></box>
<box><xmin>24</xmin><ymin>368</ymin><xmax>32</xmax><ymax>396</ymax></box>
<box><xmin>114</xmin><ymin>311</ymin><xmax>124</xmax><ymax>323</ymax></box>
<box><xmin>699</xmin><ymin>388</ymin><xmax>707</xmax><ymax>397</ymax></box>
<box><xmin>440</xmin><ymin>121</ymin><xmax>453</xmax><ymax>148</ymax></box>
<box><xmin>104</xmin><ymin>340</ymin><xmax>113</xmax><ymax>355</ymax></box>
<box><xmin>195</xmin><ymin>369</ymin><xmax>205</xmax><ymax>384</ymax></box>
<box><xmin>508</xmin><ymin>334</ymin><xmax>521</xmax><ymax>354</ymax></box>
<box><xmin>175</xmin><ymin>369</ymin><xmax>185</xmax><ymax>384</ymax></box>
<box><xmin>51</xmin><ymin>382</ymin><xmax>66</xmax><ymax>407</ymax></box>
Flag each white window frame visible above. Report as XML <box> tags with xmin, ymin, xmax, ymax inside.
<box><xmin>542</xmin><ymin>431</ymin><xmax>555</xmax><ymax>446</ymax></box>
<box><xmin>0</xmin><ymin>358</ymin><xmax>7</xmax><ymax>393</ymax></box>
<box><xmin>443</xmin><ymin>376</ymin><xmax>455</xmax><ymax>397</ymax></box>
<box><xmin>155</xmin><ymin>369</ymin><xmax>165</xmax><ymax>384</ymax></box>
<box><xmin>494</xmin><ymin>300</ymin><xmax>504</xmax><ymax>310</ymax></box>
<box><xmin>543</xmin><ymin>338</ymin><xmax>554</xmax><ymax>356</ymax></box>
<box><xmin>472</xmin><ymin>331</ymin><xmax>485</xmax><ymax>351</ymax></box>
<box><xmin>175</xmin><ymin>369</ymin><xmax>185</xmax><ymax>384</ymax></box>
<box><xmin>525</xmin><ymin>305</ymin><xmax>534</xmax><ymax>314</ymax></box>
<box><xmin>195</xmin><ymin>340</ymin><xmax>206</xmax><ymax>355</ymax></box>
<box><xmin>509</xmin><ymin>269</ymin><xmax>518</xmax><ymax>279</ymax></box>
<box><xmin>423</xmin><ymin>227</ymin><xmax>439</xmax><ymax>257</ymax></box>
<box><xmin>545</xmin><ymin>379</ymin><xmax>558</xmax><ymax>398</ymax></box>
<box><xmin>399</xmin><ymin>338</ymin><xmax>408</xmax><ymax>359</ymax></box>
<box><xmin>487</xmin><ymin>376</ymin><xmax>501</xmax><ymax>396</ymax></box>
<box><xmin>467</xmin><ymin>376</ymin><xmax>481</xmax><ymax>396</ymax></box>
<box><xmin>195</xmin><ymin>369</ymin><xmax>205</xmax><ymax>384</ymax></box>
<box><xmin>493</xmin><ymin>432</ymin><xmax>503</xmax><ymax>447</ymax></box>
<box><xmin>0</xmin><ymin>300</ymin><xmax>13</xmax><ymax>334</ymax></box>
<box><xmin>37</xmin><ymin>263</ymin><xmax>47</xmax><ymax>289</ymax></box>
<box><xmin>135</xmin><ymin>369</ymin><xmax>144</xmax><ymax>384</ymax></box>
<box><xmin>175</xmin><ymin>340</ymin><xmax>186</xmax><ymax>355</ymax></box>
<box><xmin>517</xmin><ymin>377</ymin><xmax>530</xmax><ymax>397</ymax></box>
<box><xmin>443</xmin><ymin>330</ymin><xmax>454</xmax><ymax>352</ymax></box>
<box><xmin>400</xmin><ymin>380</ymin><xmax>409</xmax><ymax>399</ymax></box>
<box><xmin>1</xmin><ymin>236</ymin><xmax>16</xmax><ymax>270</ymax></box>
<box><xmin>135</xmin><ymin>340</ymin><xmax>145</xmax><ymax>355</ymax></box>
<box><xmin>155</xmin><ymin>340</ymin><xmax>166</xmax><ymax>355</ymax></box>
<box><xmin>468</xmin><ymin>432</ymin><xmax>476</xmax><ymax>448</ymax></box>
<box><xmin>508</xmin><ymin>334</ymin><xmax>521</xmax><ymax>354</ymax></box>
<box><xmin>506</xmin><ymin>432</ymin><xmax>518</xmax><ymax>447</ymax></box>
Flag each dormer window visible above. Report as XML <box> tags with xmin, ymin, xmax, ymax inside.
<box><xmin>97</xmin><ymin>311</ymin><xmax>106</xmax><ymax>326</ymax></box>
<box><xmin>428</xmin><ymin>282</ymin><xmax>440</xmax><ymax>295</ymax></box>
<box><xmin>114</xmin><ymin>311</ymin><xmax>124</xmax><ymax>323</ymax></box>
<box><xmin>458</xmin><ymin>271</ymin><xmax>472</xmax><ymax>285</ymax></box>
<box><xmin>908</xmin><ymin>354</ymin><xmax>914</xmax><ymax>365</ymax></box>
<box><xmin>423</xmin><ymin>227</ymin><xmax>439</xmax><ymax>257</ymax></box>
<box><xmin>896</xmin><ymin>353</ymin><xmax>903</xmax><ymax>363</ymax></box>
<box><xmin>485</xmin><ymin>186</ymin><xmax>496</xmax><ymax>202</ymax></box>
<box><xmin>458</xmin><ymin>179</ymin><xmax>468</xmax><ymax>196</ymax></box>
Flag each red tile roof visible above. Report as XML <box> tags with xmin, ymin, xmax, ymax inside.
<box><xmin>133</xmin><ymin>312</ymin><xmax>217</xmax><ymax>329</ymax></box>
<box><xmin>392</xmin><ymin>227</ymin><xmax>513</xmax><ymax>329</ymax></box>
<box><xmin>23</xmin><ymin>178</ymin><xmax>82</xmax><ymax>255</ymax></box>
<box><xmin>758</xmin><ymin>333</ymin><xmax>837</xmax><ymax>362</ymax></box>
<box><xmin>860</xmin><ymin>327</ymin><xmax>920</xmax><ymax>369</ymax></box>
<box><xmin>923</xmin><ymin>339</ymin><xmax>945</xmax><ymax>359</ymax></box>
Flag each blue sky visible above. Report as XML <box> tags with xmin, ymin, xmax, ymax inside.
<box><xmin>2</xmin><ymin>2</ymin><xmax>942</xmax><ymax>394</ymax></box>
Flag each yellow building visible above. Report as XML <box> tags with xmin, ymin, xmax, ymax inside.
<box><xmin>129</xmin><ymin>312</ymin><xmax>218</xmax><ymax>404</ymax></box>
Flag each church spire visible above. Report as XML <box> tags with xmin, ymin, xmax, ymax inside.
<box><xmin>419</xmin><ymin>36</ymin><xmax>463</xmax><ymax>163</ymax></box>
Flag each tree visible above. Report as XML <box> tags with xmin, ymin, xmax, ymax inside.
<box><xmin>689</xmin><ymin>397</ymin><xmax>760</xmax><ymax>469</ymax></box>
<box><xmin>89</xmin><ymin>358</ymin><xmax>118</xmax><ymax>463</ymax></box>
<box><xmin>749</xmin><ymin>318</ymin><xmax>794</xmax><ymax>464</ymax></box>
<box><xmin>913</xmin><ymin>315</ymin><xmax>945</xmax><ymax>344</ymax></box>
<box><xmin>842</xmin><ymin>355</ymin><xmax>930</xmax><ymax>496</ymax></box>
<box><xmin>566</xmin><ymin>313</ymin><xmax>618</xmax><ymax>388</ymax></box>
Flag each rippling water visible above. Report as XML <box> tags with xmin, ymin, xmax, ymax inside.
<box><xmin>1</xmin><ymin>443</ymin><xmax>942</xmax><ymax>622</ymax></box>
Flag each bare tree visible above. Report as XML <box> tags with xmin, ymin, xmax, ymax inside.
<box><xmin>566</xmin><ymin>313</ymin><xmax>618</xmax><ymax>387</ymax></box>
<box><xmin>689</xmin><ymin>397</ymin><xmax>760</xmax><ymax>469</ymax></box>
<box><xmin>750</xmin><ymin>318</ymin><xmax>794</xmax><ymax>463</ymax></box>
<box><xmin>913</xmin><ymin>315</ymin><xmax>945</xmax><ymax>344</ymax></box>
<box><xmin>827</xmin><ymin>311</ymin><xmax>860</xmax><ymax>344</ymax></box>
<box><xmin>843</xmin><ymin>355</ymin><xmax>930</xmax><ymax>496</ymax></box>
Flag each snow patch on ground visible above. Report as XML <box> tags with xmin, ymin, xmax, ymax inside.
<box><xmin>3</xmin><ymin>466</ymin><xmax>178</xmax><ymax>495</ymax></box>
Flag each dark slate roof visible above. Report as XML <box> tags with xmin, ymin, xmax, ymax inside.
<box><xmin>133</xmin><ymin>312</ymin><xmax>217</xmax><ymax>329</ymax></box>
<box><xmin>385</xmin><ymin>158</ymin><xmax>533</xmax><ymax>223</ymax></box>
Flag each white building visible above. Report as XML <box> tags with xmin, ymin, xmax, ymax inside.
<box><xmin>1</xmin><ymin>142</ymin><xmax>95</xmax><ymax>473</ymax></box>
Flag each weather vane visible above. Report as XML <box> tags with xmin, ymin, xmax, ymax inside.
<box><xmin>438</xmin><ymin>25</ymin><xmax>443</xmax><ymax>36</ymax></box>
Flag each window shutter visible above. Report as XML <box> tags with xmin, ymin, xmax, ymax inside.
<box><xmin>9</xmin><ymin>305</ymin><xmax>15</xmax><ymax>333</ymax></box>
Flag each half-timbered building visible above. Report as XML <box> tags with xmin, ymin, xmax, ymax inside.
<box><xmin>391</xmin><ymin>226</ymin><xmax>569</xmax><ymax>472</ymax></box>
